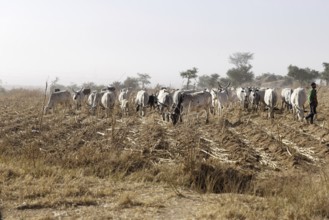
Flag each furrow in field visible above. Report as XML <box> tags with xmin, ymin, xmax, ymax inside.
<box><xmin>249</xmin><ymin>118</ymin><xmax>322</xmax><ymax>167</ymax></box>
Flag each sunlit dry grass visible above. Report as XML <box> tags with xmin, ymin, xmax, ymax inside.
<box><xmin>1</xmin><ymin>88</ymin><xmax>329</xmax><ymax>218</ymax></box>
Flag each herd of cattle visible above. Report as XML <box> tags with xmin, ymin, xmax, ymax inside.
<box><xmin>44</xmin><ymin>83</ymin><xmax>308</xmax><ymax>125</ymax></box>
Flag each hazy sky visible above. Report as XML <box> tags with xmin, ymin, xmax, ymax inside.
<box><xmin>1</xmin><ymin>0</ymin><xmax>328</xmax><ymax>87</ymax></box>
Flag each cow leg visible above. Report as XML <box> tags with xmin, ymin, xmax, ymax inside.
<box><xmin>281</xmin><ymin>100</ymin><xmax>285</xmax><ymax>110</ymax></box>
<box><xmin>64</xmin><ymin>102</ymin><xmax>70</xmax><ymax>114</ymax></box>
<box><xmin>142</xmin><ymin>107</ymin><xmax>146</xmax><ymax>117</ymax></box>
<box><xmin>210</xmin><ymin>106</ymin><xmax>214</xmax><ymax>115</ymax></box>
<box><xmin>270</xmin><ymin>108</ymin><xmax>274</xmax><ymax>118</ymax></box>
<box><xmin>205</xmin><ymin>109</ymin><xmax>209</xmax><ymax>123</ymax></box>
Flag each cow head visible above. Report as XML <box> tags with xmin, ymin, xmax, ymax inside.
<box><xmin>249</xmin><ymin>89</ymin><xmax>260</xmax><ymax>104</ymax></box>
<box><xmin>107</xmin><ymin>85</ymin><xmax>116</xmax><ymax>91</ymax></box>
<box><xmin>72</xmin><ymin>88</ymin><xmax>81</xmax><ymax>100</ymax></box>
<box><xmin>217</xmin><ymin>81</ymin><xmax>231</xmax><ymax>90</ymax></box>
<box><xmin>82</xmin><ymin>88</ymin><xmax>91</xmax><ymax>96</ymax></box>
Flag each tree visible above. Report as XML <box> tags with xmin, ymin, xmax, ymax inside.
<box><xmin>209</xmin><ymin>74</ymin><xmax>220</xmax><ymax>88</ymax></box>
<box><xmin>227</xmin><ymin>65</ymin><xmax>254</xmax><ymax>86</ymax></box>
<box><xmin>137</xmin><ymin>73</ymin><xmax>151</xmax><ymax>88</ymax></box>
<box><xmin>218</xmin><ymin>77</ymin><xmax>231</xmax><ymax>86</ymax></box>
<box><xmin>81</xmin><ymin>82</ymin><xmax>106</xmax><ymax>91</ymax></box>
<box><xmin>229</xmin><ymin>52</ymin><xmax>254</xmax><ymax>68</ymax></box>
<box><xmin>123</xmin><ymin>77</ymin><xmax>139</xmax><ymax>90</ymax></box>
<box><xmin>111</xmin><ymin>81</ymin><xmax>123</xmax><ymax>90</ymax></box>
<box><xmin>226</xmin><ymin>52</ymin><xmax>254</xmax><ymax>86</ymax></box>
<box><xmin>321</xmin><ymin>62</ymin><xmax>329</xmax><ymax>85</ymax></box>
<box><xmin>197</xmin><ymin>73</ymin><xmax>220</xmax><ymax>89</ymax></box>
<box><xmin>255</xmin><ymin>73</ymin><xmax>288</xmax><ymax>83</ymax></box>
<box><xmin>154</xmin><ymin>83</ymin><xmax>165</xmax><ymax>91</ymax></box>
<box><xmin>287</xmin><ymin>65</ymin><xmax>319</xmax><ymax>86</ymax></box>
<box><xmin>255</xmin><ymin>73</ymin><xmax>293</xmax><ymax>87</ymax></box>
<box><xmin>180</xmin><ymin>67</ymin><xmax>198</xmax><ymax>89</ymax></box>
<box><xmin>198</xmin><ymin>75</ymin><xmax>211</xmax><ymax>89</ymax></box>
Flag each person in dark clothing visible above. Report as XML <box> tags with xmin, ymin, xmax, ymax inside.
<box><xmin>305</xmin><ymin>82</ymin><xmax>318</xmax><ymax>124</ymax></box>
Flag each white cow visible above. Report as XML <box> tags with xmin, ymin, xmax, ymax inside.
<box><xmin>211</xmin><ymin>82</ymin><xmax>231</xmax><ymax>115</ymax></box>
<box><xmin>72</xmin><ymin>88</ymin><xmax>91</xmax><ymax>110</ymax></box>
<box><xmin>89</xmin><ymin>91</ymin><xmax>106</xmax><ymax>114</ymax></box>
<box><xmin>87</xmin><ymin>91</ymin><xmax>96</xmax><ymax>106</ymax></box>
<box><xmin>236</xmin><ymin>87</ymin><xmax>251</xmax><ymax>109</ymax></box>
<box><xmin>118</xmin><ymin>88</ymin><xmax>130</xmax><ymax>102</ymax></box>
<box><xmin>135</xmin><ymin>90</ymin><xmax>149</xmax><ymax>117</ymax></box>
<box><xmin>120</xmin><ymin>99</ymin><xmax>129</xmax><ymax>116</ymax></box>
<box><xmin>157</xmin><ymin>88</ymin><xmax>173</xmax><ymax>121</ymax></box>
<box><xmin>172</xmin><ymin>89</ymin><xmax>196</xmax><ymax>108</ymax></box>
<box><xmin>281</xmin><ymin>88</ymin><xmax>293</xmax><ymax>111</ymax></box>
<box><xmin>101</xmin><ymin>91</ymin><xmax>116</xmax><ymax>117</ymax></box>
<box><xmin>290</xmin><ymin>87</ymin><xmax>306</xmax><ymax>121</ymax></box>
<box><xmin>249</xmin><ymin>88</ymin><xmax>261</xmax><ymax>111</ymax></box>
<box><xmin>248</xmin><ymin>87</ymin><xmax>266</xmax><ymax>111</ymax></box>
<box><xmin>171</xmin><ymin>90</ymin><xmax>212</xmax><ymax>124</ymax></box>
<box><xmin>44</xmin><ymin>90</ymin><xmax>72</xmax><ymax>114</ymax></box>
<box><xmin>264</xmin><ymin>88</ymin><xmax>277</xmax><ymax>118</ymax></box>
<box><xmin>118</xmin><ymin>88</ymin><xmax>130</xmax><ymax>116</ymax></box>
<box><xmin>217</xmin><ymin>89</ymin><xmax>230</xmax><ymax>115</ymax></box>
<box><xmin>210</xmin><ymin>88</ymin><xmax>219</xmax><ymax>115</ymax></box>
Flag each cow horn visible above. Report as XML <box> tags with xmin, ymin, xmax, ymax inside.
<box><xmin>225</xmin><ymin>81</ymin><xmax>231</xmax><ymax>88</ymax></box>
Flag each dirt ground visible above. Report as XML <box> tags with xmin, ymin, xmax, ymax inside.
<box><xmin>1</xmin><ymin>88</ymin><xmax>329</xmax><ymax>219</ymax></box>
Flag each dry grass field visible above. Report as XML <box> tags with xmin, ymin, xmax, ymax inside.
<box><xmin>1</xmin><ymin>88</ymin><xmax>329</xmax><ymax>219</ymax></box>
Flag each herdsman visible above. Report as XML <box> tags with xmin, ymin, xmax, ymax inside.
<box><xmin>305</xmin><ymin>82</ymin><xmax>318</xmax><ymax>124</ymax></box>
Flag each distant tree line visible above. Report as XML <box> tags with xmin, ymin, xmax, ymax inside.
<box><xmin>26</xmin><ymin>52</ymin><xmax>329</xmax><ymax>94</ymax></box>
<box><xmin>48</xmin><ymin>72</ymin><xmax>152</xmax><ymax>93</ymax></box>
<box><xmin>182</xmin><ymin>52</ymin><xmax>328</xmax><ymax>89</ymax></box>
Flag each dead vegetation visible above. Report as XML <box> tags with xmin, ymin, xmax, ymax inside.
<box><xmin>1</xmin><ymin>88</ymin><xmax>329</xmax><ymax>219</ymax></box>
